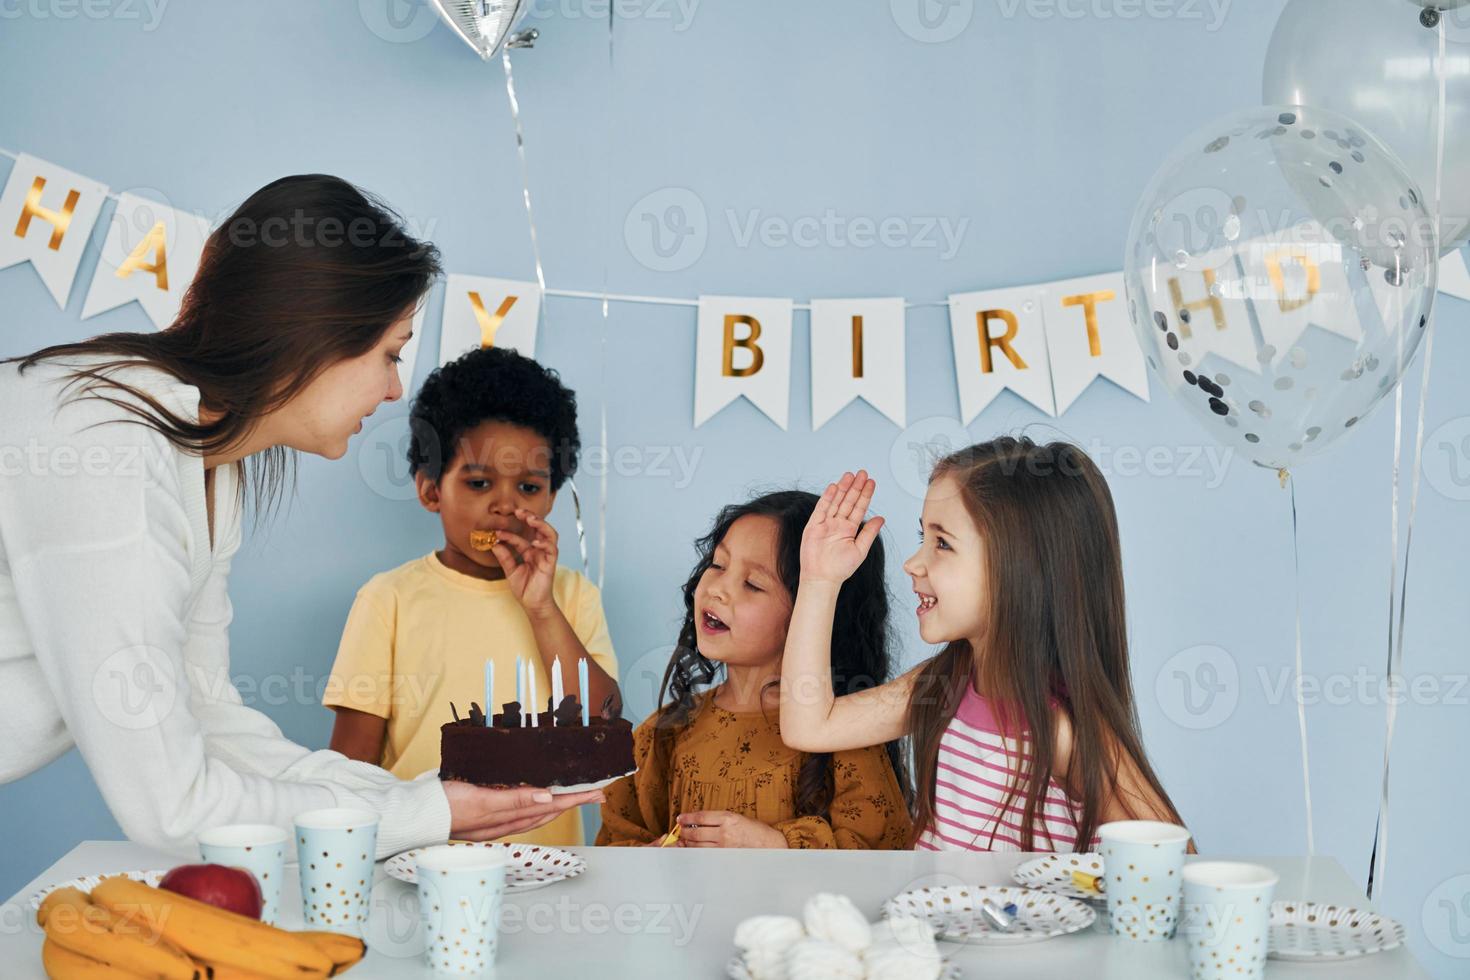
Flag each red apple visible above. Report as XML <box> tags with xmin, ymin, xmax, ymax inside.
<box><xmin>158</xmin><ymin>863</ymin><xmax>263</xmax><ymax>920</ymax></box>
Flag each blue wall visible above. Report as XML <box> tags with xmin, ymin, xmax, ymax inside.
<box><xmin>1</xmin><ymin>2</ymin><xmax>1467</xmax><ymax>975</ymax></box>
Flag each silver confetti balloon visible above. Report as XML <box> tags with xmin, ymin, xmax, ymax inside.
<box><xmin>1405</xmin><ymin>0</ymin><xmax>1470</xmax><ymax>11</ymax></box>
<box><xmin>1123</xmin><ymin>105</ymin><xmax>1437</xmax><ymax>472</ymax></box>
<box><xmin>1265</xmin><ymin>0</ymin><xmax>1470</xmax><ymax>255</ymax></box>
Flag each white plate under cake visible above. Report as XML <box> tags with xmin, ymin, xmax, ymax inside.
<box><xmin>385</xmin><ymin>842</ymin><xmax>586</xmax><ymax>891</ymax></box>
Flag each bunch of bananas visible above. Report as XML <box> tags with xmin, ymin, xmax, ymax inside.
<box><xmin>36</xmin><ymin>878</ymin><xmax>366</xmax><ymax>979</ymax></box>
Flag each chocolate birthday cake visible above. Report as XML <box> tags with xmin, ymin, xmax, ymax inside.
<box><xmin>440</xmin><ymin>694</ymin><xmax>635</xmax><ymax>790</ymax></box>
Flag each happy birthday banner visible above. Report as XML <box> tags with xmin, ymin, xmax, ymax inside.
<box><xmin>6</xmin><ymin>150</ymin><xmax>1468</xmax><ymax>432</ymax></box>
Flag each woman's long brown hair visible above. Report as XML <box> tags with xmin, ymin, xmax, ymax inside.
<box><xmin>908</xmin><ymin>436</ymin><xmax>1182</xmax><ymax>850</ymax></box>
<box><xmin>3</xmin><ymin>174</ymin><xmax>441</xmax><ymax>525</ymax></box>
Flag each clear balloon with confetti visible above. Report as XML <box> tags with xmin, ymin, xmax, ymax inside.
<box><xmin>1123</xmin><ymin>105</ymin><xmax>1437</xmax><ymax>473</ymax></box>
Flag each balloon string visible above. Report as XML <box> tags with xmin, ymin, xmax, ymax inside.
<box><xmin>501</xmin><ymin>47</ymin><xmax>589</xmax><ymax>576</ymax></box>
<box><xmin>595</xmin><ymin>0</ymin><xmax>614</xmax><ymax>591</ymax></box>
<box><xmin>1366</xmin><ymin>222</ymin><xmax>1406</xmax><ymax>903</ymax></box>
<box><xmin>1287</xmin><ymin>471</ymin><xmax>1316</xmax><ymax>856</ymax></box>
<box><xmin>596</xmin><ymin>327</ymin><xmax>609</xmax><ymax>588</ymax></box>
<box><xmin>501</xmin><ymin>49</ymin><xmax>546</xmax><ymax>295</ymax></box>
<box><xmin>565</xmin><ymin>477</ymin><xmax>591</xmax><ymax>578</ymax></box>
<box><xmin>1366</xmin><ymin>14</ymin><xmax>1446</xmax><ymax>903</ymax></box>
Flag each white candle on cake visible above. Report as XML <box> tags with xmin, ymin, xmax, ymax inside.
<box><xmin>529</xmin><ymin>664</ymin><xmax>539</xmax><ymax>728</ymax></box>
<box><xmin>578</xmin><ymin>657</ymin><xmax>590</xmax><ymax>726</ymax></box>
<box><xmin>484</xmin><ymin>660</ymin><xmax>493</xmax><ymax>726</ymax></box>
<box><xmin>551</xmin><ymin>657</ymin><xmax>565</xmax><ymax>722</ymax></box>
<box><xmin>518</xmin><ymin>657</ymin><xmax>528</xmax><ymax>728</ymax></box>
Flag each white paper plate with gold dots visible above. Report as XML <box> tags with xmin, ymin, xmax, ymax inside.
<box><xmin>1267</xmin><ymin>901</ymin><xmax>1405</xmax><ymax>961</ymax></box>
<box><xmin>385</xmin><ymin>842</ymin><xmax>585</xmax><ymax>892</ymax></box>
<box><xmin>29</xmin><ymin>870</ymin><xmax>165</xmax><ymax>911</ymax></box>
<box><xmin>1012</xmin><ymin>853</ymin><xmax>1108</xmax><ymax>903</ymax></box>
<box><xmin>883</xmin><ymin>884</ymin><xmax>1096</xmax><ymax>946</ymax></box>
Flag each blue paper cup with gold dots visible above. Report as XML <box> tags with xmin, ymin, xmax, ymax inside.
<box><xmin>294</xmin><ymin>808</ymin><xmax>378</xmax><ymax>937</ymax></box>
<box><xmin>416</xmin><ymin>845</ymin><xmax>507</xmax><ymax>976</ymax></box>
<box><xmin>198</xmin><ymin>824</ymin><xmax>289</xmax><ymax>924</ymax></box>
<box><xmin>1099</xmin><ymin>820</ymin><xmax>1192</xmax><ymax>942</ymax></box>
<box><xmin>1181</xmin><ymin>862</ymin><xmax>1278</xmax><ymax>980</ymax></box>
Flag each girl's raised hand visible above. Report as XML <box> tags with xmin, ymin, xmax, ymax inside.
<box><xmin>799</xmin><ymin>470</ymin><xmax>885</xmax><ymax>585</ymax></box>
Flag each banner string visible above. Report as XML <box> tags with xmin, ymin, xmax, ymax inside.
<box><xmin>0</xmin><ymin>143</ymin><xmax>954</xmax><ymax>313</ymax></box>
<box><xmin>527</xmin><ymin>286</ymin><xmax>950</xmax><ymax>313</ymax></box>
<box><xmin>0</xmin><ymin>145</ymin><xmax>124</xmax><ymax>205</ymax></box>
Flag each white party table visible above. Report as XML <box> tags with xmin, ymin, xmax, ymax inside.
<box><xmin>0</xmin><ymin>842</ymin><xmax>1429</xmax><ymax>978</ymax></box>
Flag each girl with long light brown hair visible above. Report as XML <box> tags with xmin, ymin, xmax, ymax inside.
<box><xmin>781</xmin><ymin>437</ymin><xmax>1187</xmax><ymax>852</ymax></box>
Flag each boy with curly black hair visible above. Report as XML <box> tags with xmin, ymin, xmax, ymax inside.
<box><xmin>324</xmin><ymin>346</ymin><xmax>622</xmax><ymax>846</ymax></box>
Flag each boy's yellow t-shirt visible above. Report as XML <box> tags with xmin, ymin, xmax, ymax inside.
<box><xmin>323</xmin><ymin>552</ymin><xmax>619</xmax><ymax>846</ymax></box>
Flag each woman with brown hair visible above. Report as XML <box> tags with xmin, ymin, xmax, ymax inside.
<box><xmin>0</xmin><ymin>174</ymin><xmax>601</xmax><ymax>858</ymax></box>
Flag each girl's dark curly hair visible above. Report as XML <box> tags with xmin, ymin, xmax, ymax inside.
<box><xmin>653</xmin><ymin>490</ymin><xmax>913</xmax><ymax>819</ymax></box>
<box><xmin>407</xmin><ymin>345</ymin><xmax>580</xmax><ymax>490</ymax></box>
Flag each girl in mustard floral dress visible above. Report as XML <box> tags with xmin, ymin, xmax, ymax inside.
<box><xmin>597</xmin><ymin>490</ymin><xmax>912</xmax><ymax>848</ymax></box>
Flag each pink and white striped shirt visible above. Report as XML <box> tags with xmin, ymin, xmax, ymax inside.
<box><xmin>915</xmin><ymin>682</ymin><xmax>1097</xmax><ymax>853</ymax></box>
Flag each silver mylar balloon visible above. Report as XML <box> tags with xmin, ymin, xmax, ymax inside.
<box><xmin>430</xmin><ymin>0</ymin><xmax>534</xmax><ymax>59</ymax></box>
<box><xmin>1123</xmin><ymin>106</ymin><xmax>1437</xmax><ymax>472</ymax></box>
<box><xmin>1266</xmin><ymin>0</ymin><xmax>1470</xmax><ymax>254</ymax></box>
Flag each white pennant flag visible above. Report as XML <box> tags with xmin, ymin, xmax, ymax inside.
<box><xmin>1039</xmin><ymin>272</ymin><xmax>1149</xmax><ymax>414</ymax></box>
<box><xmin>1136</xmin><ymin>245</ymin><xmax>1261</xmax><ymax>377</ymax></box>
<box><xmin>1240</xmin><ymin>231</ymin><xmax>1360</xmax><ymax>353</ymax></box>
<box><xmin>396</xmin><ymin>300</ymin><xmax>431</xmax><ymax>397</ymax></box>
<box><xmin>0</xmin><ymin>154</ymin><xmax>109</xmax><ymax>309</ymax></box>
<box><xmin>81</xmin><ymin>192</ymin><xmax>211</xmax><ymax>329</ymax></box>
<box><xmin>1139</xmin><ymin>237</ymin><xmax>1364</xmax><ymax>381</ymax></box>
<box><xmin>1438</xmin><ymin>247</ymin><xmax>1470</xmax><ymax>301</ymax></box>
<box><xmin>948</xmin><ymin>286</ymin><xmax>1056</xmax><ymax>421</ymax></box>
<box><xmin>810</xmin><ymin>297</ymin><xmax>906</xmax><ymax>429</ymax></box>
<box><xmin>694</xmin><ymin>295</ymin><xmax>792</xmax><ymax>429</ymax></box>
<box><xmin>437</xmin><ymin>273</ymin><xmax>541</xmax><ymax>367</ymax></box>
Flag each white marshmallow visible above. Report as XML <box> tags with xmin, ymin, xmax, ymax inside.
<box><xmin>867</xmin><ymin>915</ymin><xmax>938</xmax><ymax>957</ymax></box>
<box><xmin>862</xmin><ymin>942</ymin><xmax>944</xmax><ymax>980</ymax></box>
<box><xmin>784</xmin><ymin>938</ymin><xmax>866</xmax><ymax>980</ymax></box>
<box><xmin>802</xmin><ymin>893</ymin><xmax>873</xmax><ymax>953</ymax></box>
<box><xmin>734</xmin><ymin>915</ymin><xmax>806</xmax><ymax>980</ymax></box>
<box><xmin>734</xmin><ymin>914</ymin><xmax>806</xmax><ymax>953</ymax></box>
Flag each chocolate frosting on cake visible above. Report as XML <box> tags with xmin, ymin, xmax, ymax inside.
<box><xmin>553</xmin><ymin>696</ymin><xmax>582</xmax><ymax>727</ymax></box>
<box><xmin>441</xmin><ymin>693</ymin><xmax>635</xmax><ymax>789</ymax></box>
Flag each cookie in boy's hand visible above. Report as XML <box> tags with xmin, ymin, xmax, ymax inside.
<box><xmin>469</xmin><ymin>530</ymin><xmax>499</xmax><ymax>552</ymax></box>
